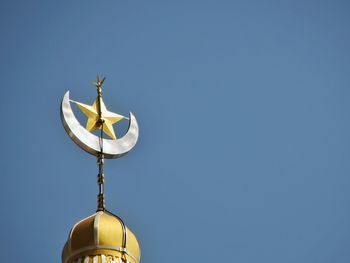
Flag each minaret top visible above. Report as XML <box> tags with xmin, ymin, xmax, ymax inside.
<box><xmin>60</xmin><ymin>75</ymin><xmax>141</xmax><ymax>263</ymax></box>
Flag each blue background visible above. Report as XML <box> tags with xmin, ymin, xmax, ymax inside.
<box><xmin>1</xmin><ymin>0</ymin><xmax>350</xmax><ymax>262</ymax></box>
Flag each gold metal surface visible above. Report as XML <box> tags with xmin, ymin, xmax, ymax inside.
<box><xmin>73</xmin><ymin>97</ymin><xmax>125</xmax><ymax>140</ymax></box>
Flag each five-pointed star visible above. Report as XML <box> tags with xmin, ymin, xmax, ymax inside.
<box><xmin>72</xmin><ymin>98</ymin><xmax>125</xmax><ymax>140</ymax></box>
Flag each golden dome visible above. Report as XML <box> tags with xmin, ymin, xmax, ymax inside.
<box><xmin>62</xmin><ymin>211</ymin><xmax>141</xmax><ymax>263</ymax></box>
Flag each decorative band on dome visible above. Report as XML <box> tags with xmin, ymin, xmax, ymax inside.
<box><xmin>64</xmin><ymin>245</ymin><xmax>138</xmax><ymax>263</ymax></box>
<box><xmin>73</xmin><ymin>254</ymin><xmax>131</xmax><ymax>263</ymax></box>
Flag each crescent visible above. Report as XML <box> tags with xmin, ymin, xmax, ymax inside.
<box><xmin>60</xmin><ymin>91</ymin><xmax>139</xmax><ymax>159</ymax></box>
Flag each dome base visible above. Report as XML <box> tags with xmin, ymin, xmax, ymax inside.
<box><xmin>73</xmin><ymin>254</ymin><xmax>128</xmax><ymax>263</ymax></box>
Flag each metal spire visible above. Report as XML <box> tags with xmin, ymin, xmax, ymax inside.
<box><xmin>95</xmin><ymin>74</ymin><xmax>106</xmax><ymax>211</ymax></box>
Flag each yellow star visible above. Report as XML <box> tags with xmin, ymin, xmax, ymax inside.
<box><xmin>72</xmin><ymin>97</ymin><xmax>125</xmax><ymax>140</ymax></box>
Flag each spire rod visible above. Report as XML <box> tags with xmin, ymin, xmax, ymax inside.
<box><xmin>97</xmin><ymin>152</ymin><xmax>105</xmax><ymax>211</ymax></box>
<box><xmin>95</xmin><ymin>73</ymin><xmax>106</xmax><ymax>211</ymax></box>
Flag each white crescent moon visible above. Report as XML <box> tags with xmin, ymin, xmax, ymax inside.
<box><xmin>60</xmin><ymin>91</ymin><xmax>139</xmax><ymax>159</ymax></box>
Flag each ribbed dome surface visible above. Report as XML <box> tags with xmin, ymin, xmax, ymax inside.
<box><xmin>62</xmin><ymin>211</ymin><xmax>140</xmax><ymax>263</ymax></box>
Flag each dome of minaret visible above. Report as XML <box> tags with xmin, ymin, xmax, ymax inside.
<box><xmin>62</xmin><ymin>211</ymin><xmax>140</xmax><ymax>263</ymax></box>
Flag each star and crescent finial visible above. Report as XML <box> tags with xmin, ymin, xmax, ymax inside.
<box><xmin>60</xmin><ymin>73</ymin><xmax>139</xmax><ymax>158</ymax></box>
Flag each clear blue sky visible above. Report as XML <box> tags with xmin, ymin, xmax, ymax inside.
<box><xmin>1</xmin><ymin>0</ymin><xmax>350</xmax><ymax>262</ymax></box>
